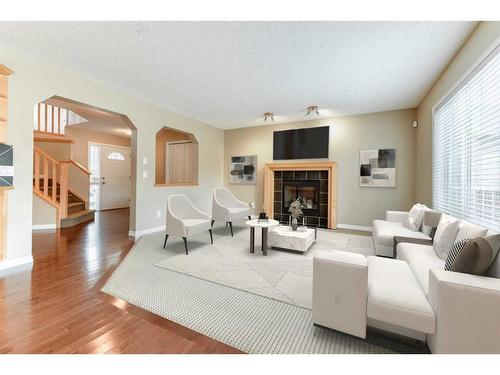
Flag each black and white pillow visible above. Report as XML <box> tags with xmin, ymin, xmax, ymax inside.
<box><xmin>445</xmin><ymin>238</ymin><xmax>471</xmax><ymax>271</ymax></box>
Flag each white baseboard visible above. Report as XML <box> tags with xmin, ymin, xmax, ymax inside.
<box><xmin>129</xmin><ymin>225</ymin><xmax>165</xmax><ymax>239</ymax></box>
<box><xmin>0</xmin><ymin>255</ymin><xmax>34</xmax><ymax>271</ymax></box>
<box><xmin>337</xmin><ymin>223</ymin><xmax>372</xmax><ymax>232</ymax></box>
<box><xmin>32</xmin><ymin>224</ymin><xmax>57</xmax><ymax>230</ymax></box>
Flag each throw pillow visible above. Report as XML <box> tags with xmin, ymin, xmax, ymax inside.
<box><xmin>403</xmin><ymin>203</ymin><xmax>427</xmax><ymax>232</ymax></box>
<box><xmin>433</xmin><ymin>215</ymin><xmax>460</xmax><ymax>260</ymax></box>
<box><xmin>455</xmin><ymin>221</ymin><xmax>488</xmax><ymax>243</ymax></box>
<box><xmin>445</xmin><ymin>238</ymin><xmax>471</xmax><ymax>271</ymax></box>
<box><xmin>449</xmin><ymin>234</ymin><xmax>500</xmax><ymax>275</ymax></box>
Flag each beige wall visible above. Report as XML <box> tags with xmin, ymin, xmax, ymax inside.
<box><xmin>416</xmin><ymin>22</ymin><xmax>500</xmax><ymax>205</ymax></box>
<box><xmin>32</xmin><ymin>194</ymin><xmax>56</xmax><ymax>227</ymax></box>
<box><xmin>34</xmin><ymin>141</ymin><xmax>71</xmax><ymax>161</ymax></box>
<box><xmin>224</xmin><ymin>109</ymin><xmax>418</xmax><ymax>227</ymax></box>
<box><xmin>1</xmin><ymin>45</ymin><xmax>224</xmax><ymax>263</ymax></box>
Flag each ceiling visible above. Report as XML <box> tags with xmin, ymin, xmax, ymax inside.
<box><xmin>0</xmin><ymin>21</ymin><xmax>477</xmax><ymax>129</ymax></box>
<box><xmin>46</xmin><ymin>97</ymin><xmax>132</xmax><ymax>138</ymax></box>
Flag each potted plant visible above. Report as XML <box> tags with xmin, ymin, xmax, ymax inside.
<box><xmin>288</xmin><ymin>198</ymin><xmax>304</xmax><ymax>231</ymax></box>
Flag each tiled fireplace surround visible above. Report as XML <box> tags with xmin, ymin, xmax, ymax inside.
<box><xmin>273</xmin><ymin>170</ymin><xmax>329</xmax><ymax>228</ymax></box>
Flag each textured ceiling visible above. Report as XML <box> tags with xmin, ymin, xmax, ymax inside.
<box><xmin>0</xmin><ymin>21</ymin><xmax>477</xmax><ymax>129</ymax></box>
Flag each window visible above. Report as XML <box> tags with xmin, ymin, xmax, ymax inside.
<box><xmin>433</xmin><ymin>42</ymin><xmax>500</xmax><ymax>232</ymax></box>
<box><xmin>107</xmin><ymin>151</ymin><xmax>125</xmax><ymax>161</ymax></box>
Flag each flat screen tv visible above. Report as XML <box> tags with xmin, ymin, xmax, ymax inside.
<box><xmin>273</xmin><ymin>126</ymin><xmax>329</xmax><ymax>160</ymax></box>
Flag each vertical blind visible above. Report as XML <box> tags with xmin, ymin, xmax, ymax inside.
<box><xmin>433</xmin><ymin>42</ymin><xmax>500</xmax><ymax>232</ymax></box>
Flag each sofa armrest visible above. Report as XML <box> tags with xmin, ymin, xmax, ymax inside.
<box><xmin>385</xmin><ymin>210</ymin><xmax>408</xmax><ymax>224</ymax></box>
<box><xmin>427</xmin><ymin>269</ymin><xmax>500</xmax><ymax>353</ymax></box>
<box><xmin>312</xmin><ymin>250</ymin><xmax>368</xmax><ymax>338</ymax></box>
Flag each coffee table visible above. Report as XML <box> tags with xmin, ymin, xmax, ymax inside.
<box><xmin>269</xmin><ymin>225</ymin><xmax>316</xmax><ymax>254</ymax></box>
<box><xmin>245</xmin><ymin>219</ymin><xmax>280</xmax><ymax>256</ymax></box>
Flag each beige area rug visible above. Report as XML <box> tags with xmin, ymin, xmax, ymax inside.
<box><xmin>155</xmin><ymin>224</ymin><xmax>375</xmax><ymax>309</ymax></box>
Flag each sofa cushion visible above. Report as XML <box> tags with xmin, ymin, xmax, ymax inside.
<box><xmin>445</xmin><ymin>238</ymin><xmax>471</xmax><ymax>271</ymax></box>
<box><xmin>397</xmin><ymin>243</ymin><xmax>445</xmax><ymax>295</ymax></box>
<box><xmin>433</xmin><ymin>215</ymin><xmax>460</xmax><ymax>260</ymax></box>
<box><xmin>403</xmin><ymin>204</ymin><xmax>427</xmax><ymax>232</ymax></box>
<box><xmin>367</xmin><ymin>256</ymin><xmax>436</xmax><ymax>334</ymax></box>
<box><xmin>373</xmin><ymin>219</ymin><xmax>431</xmax><ymax>247</ymax></box>
<box><xmin>450</xmin><ymin>234</ymin><xmax>500</xmax><ymax>276</ymax></box>
<box><xmin>455</xmin><ymin>221</ymin><xmax>488</xmax><ymax>243</ymax></box>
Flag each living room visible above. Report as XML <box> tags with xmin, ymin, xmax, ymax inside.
<box><xmin>0</xmin><ymin>1</ymin><xmax>499</xmax><ymax>373</ymax></box>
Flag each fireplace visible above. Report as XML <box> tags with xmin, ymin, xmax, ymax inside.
<box><xmin>272</xmin><ymin>170</ymin><xmax>329</xmax><ymax>228</ymax></box>
<box><xmin>282</xmin><ymin>180</ymin><xmax>320</xmax><ymax>217</ymax></box>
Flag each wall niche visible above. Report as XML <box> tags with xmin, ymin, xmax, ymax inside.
<box><xmin>155</xmin><ymin>127</ymin><xmax>199</xmax><ymax>186</ymax></box>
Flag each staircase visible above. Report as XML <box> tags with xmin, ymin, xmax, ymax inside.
<box><xmin>33</xmin><ymin>145</ymin><xmax>94</xmax><ymax>228</ymax></box>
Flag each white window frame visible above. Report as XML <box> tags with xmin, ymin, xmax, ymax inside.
<box><xmin>432</xmin><ymin>37</ymin><xmax>500</xmax><ymax>231</ymax></box>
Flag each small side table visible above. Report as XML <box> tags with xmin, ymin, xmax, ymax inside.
<box><xmin>393</xmin><ymin>236</ymin><xmax>433</xmax><ymax>258</ymax></box>
<box><xmin>245</xmin><ymin>219</ymin><xmax>280</xmax><ymax>256</ymax></box>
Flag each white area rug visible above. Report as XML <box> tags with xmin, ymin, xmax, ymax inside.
<box><xmin>156</xmin><ymin>226</ymin><xmax>375</xmax><ymax>309</ymax></box>
<box><xmin>102</xmin><ymin>223</ymin><xmax>389</xmax><ymax>354</ymax></box>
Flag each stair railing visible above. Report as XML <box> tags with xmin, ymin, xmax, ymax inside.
<box><xmin>33</xmin><ymin>146</ymin><xmax>68</xmax><ymax>219</ymax></box>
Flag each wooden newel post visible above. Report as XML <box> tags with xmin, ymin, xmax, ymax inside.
<box><xmin>59</xmin><ymin>162</ymin><xmax>69</xmax><ymax>219</ymax></box>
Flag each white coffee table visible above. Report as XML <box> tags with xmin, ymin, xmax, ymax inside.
<box><xmin>269</xmin><ymin>225</ymin><xmax>317</xmax><ymax>254</ymax></box>
<box><xmin>245</xmin><ymin>219</ymin><xmax>280</xmax><ymax>256</ymax></box>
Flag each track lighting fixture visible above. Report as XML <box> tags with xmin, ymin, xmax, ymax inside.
<box><xmin>263</xmin><ymin>112</ymin><xmax>274</xmax><ymax>121</ymax></box>
<box><xmin>306</xmin><ymin>105</ymin><xmax>319</xmax><ymax>116</ymax></box>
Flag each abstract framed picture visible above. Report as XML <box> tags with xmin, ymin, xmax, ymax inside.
<box><xmin>359</xmin><ymin>149</ymin><xmax>396</xmax><ymax>187</ymax></box>
<box><xmin>229</xmin><ymin>155</ymin><xmax>257</xmax><ymax>184</ymax></box>
<box><xmin>0</xmin><ymin>143</ymin><xmax>14</xmax><ymax>187</ymax></box>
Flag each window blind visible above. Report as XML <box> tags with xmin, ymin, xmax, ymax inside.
<box><xmin>433</xmin><ymin>42</ymin><xmax>500</xmax><ymax>232</ymax></box>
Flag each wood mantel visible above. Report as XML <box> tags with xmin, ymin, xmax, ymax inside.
<box><xmin>263</xmin><ymin>161</ymin><xmax>338</xmax><ymax>229</ymax></box>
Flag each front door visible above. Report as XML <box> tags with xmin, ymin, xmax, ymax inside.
<box><xmin>100</xmin><ymin>145</ymin><xmax>131</xmax><ymax>210</ymax></box>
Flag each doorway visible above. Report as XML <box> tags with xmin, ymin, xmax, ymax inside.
<box><xmin>89</xmin><ymin>143</ymin><xmax>131</xmax><ymax>211</ymax></box>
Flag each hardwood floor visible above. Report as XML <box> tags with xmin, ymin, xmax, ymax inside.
<box><xmin>0</xmin><ymin>209</ymin><xmax>241</xmax><ymax>354</ymax></box>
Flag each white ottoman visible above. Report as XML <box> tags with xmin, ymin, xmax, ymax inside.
<box><xmin>268</xmin><ymin>225</ymin><xmax>316</xmax><ymax>253</ymax></box>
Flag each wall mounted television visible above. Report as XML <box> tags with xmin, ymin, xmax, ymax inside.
<box><xmin>273</xmin><ymin>126</ymin><xmax>329</xmax><ymax>160</ymax></box>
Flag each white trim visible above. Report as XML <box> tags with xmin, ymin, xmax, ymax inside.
<box><xmin>32</xmin><ymin>224</ymin><xmax>57</xmax><ymax>230</ymax></box>
<box><xmin>336</xmin><ymin>223</ymin><xmax>372</xmax><ymax>232</ymax></box>
<box><xmin>129</xmin><ymin>225</ymin><xmax>165</xmax><ymax>239</ymax></box>
<box><xmin>432</xmin><ymin>36</ymin><xmax>500</xmax><ymax>112</ymax></box>
<box><xmin>0</xmin><ymin>256</ymin><xmax>34</xmax><ymax>271</ymax></box>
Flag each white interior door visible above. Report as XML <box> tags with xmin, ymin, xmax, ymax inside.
<box><xmin>100</xmin><ymin>145</ymin><xmax>131</xmax><ymax>210</ymax></box>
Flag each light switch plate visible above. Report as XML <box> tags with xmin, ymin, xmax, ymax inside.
<box><xmin>142</xmin><ymin>170</ymin><xmax>148</xmax><ymax>178</ymax></box>
<box><xmin>143</xmin><ymin>157</ymin><xmax>148</xmax><ymax>165</ymax></box>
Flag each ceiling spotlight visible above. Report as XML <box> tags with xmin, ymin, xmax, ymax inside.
<box><xmin>263</xmin><ymin>112</ymin><xmax>274</xmax><ymax>122</ymax></box>
<box><xmin>306</xmin><ymin>106</ymin><xmax>319</xmax><ymax>116</ymax></box>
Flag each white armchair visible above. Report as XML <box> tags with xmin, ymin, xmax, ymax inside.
<box><xmin>212</xmin><ymin>187</ymin><xmax>252</xmax><ymax>236</ymax></box>
<box><xmin>164</xmin><ymin>194</ymin><xmax>213</xmax><ymax>254</ymax></box>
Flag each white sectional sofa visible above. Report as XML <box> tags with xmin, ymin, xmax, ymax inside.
<box><xmin>373</xmin><ymin>210</ymin><xmax>432</xmax><ymax>257</ymax></box>
<box><xmin>313</xmin><ymin>210</ymin><xmax>500</xmax><ymax>353</ymax></box>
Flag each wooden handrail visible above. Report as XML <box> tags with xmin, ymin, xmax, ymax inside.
<box><xmin>33</xmin><ymin>147</ymin><xmax>62</xmax><ymax>215</ymax></box>
<box><xmin>33</xmin><ymin>145</ymin><xmax>59</xmax><ymax>165</ymax></box>
<box><xmin>68</xmin><ymin>159</ymin><xmax>91</xmax><ymax>176</ymax></box>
